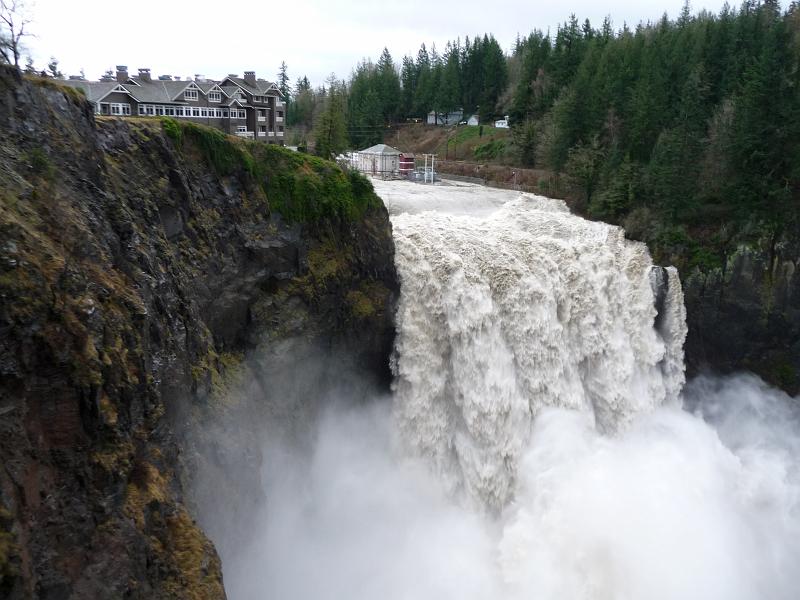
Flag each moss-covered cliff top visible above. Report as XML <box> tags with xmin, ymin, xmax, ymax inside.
<box><xmin>159</xmin><ymin>118</ymin><xmax>380</xmax><ymax>223</ymax></box>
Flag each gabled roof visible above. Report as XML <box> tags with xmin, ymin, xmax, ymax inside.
<box><xmin>195</xmin><ymin>81</ymin><xmax>219</xmax><ymax>93</ymax></box>
<box><xmin>221</xmin><ymin>85</ymin><xmax>245</xmax><ymax>98</ymax></box>
<box><xmin>221</xmin><ymin>76</ymin><xmax>281</xmax><ymax>97</ymax></box>
<box><xmin>358</xmin><ymin>144</ymin><xmax>401</xmax><ymax>155</ymax></box>
<box><xmin>119</xmin><ymin>79</ymin><xmax>194</xmax><ymax>103</ymax></box>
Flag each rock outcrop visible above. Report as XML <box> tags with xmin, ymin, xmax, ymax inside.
<box><xmin>0</xmin><ymin>66</ymin><xmax>396</xmax><ymax>599</ymax></box>
<box><xmin>682</xmin><ymin>233</ymin><xmax>800</xmax><ymax>394</ymax></box>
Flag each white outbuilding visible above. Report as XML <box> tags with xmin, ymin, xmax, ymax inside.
<box><xmin>352</xmin><ymin>144</ymin><xmax>402</xmax><ymax>177</ymax></box>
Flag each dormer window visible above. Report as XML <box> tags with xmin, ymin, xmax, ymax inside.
<box><xmin>209</xmin><ymin>91</ymin><xmax>221</xmax><ymax>102</ymax></box>
<box><xmin>184</xmin><ymin>88</ymin><xmax>198</xmax><ymax>101</ymax></box>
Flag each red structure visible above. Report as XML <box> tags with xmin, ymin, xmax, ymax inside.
<box><xmin>399</xmin><ymin>153</ymin><xmax>415</xmax><ymax>177</ymax></box>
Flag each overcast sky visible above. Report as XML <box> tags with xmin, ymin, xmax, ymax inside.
<box><xmin>24</xmin><ymin>0</ymin><xmax>731</xmax><ymax>86</ymax></box>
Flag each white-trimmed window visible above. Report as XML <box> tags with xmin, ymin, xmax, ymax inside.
<box><xmin>236</xmin><ymin>125</ymin><xmax>247</xmax><ymax>132</ymax></box>
<box><xmin>201</xmin><ymin>108</ymin><xmax>208</xmax><ymax>117</ymax></box>
<box><xmin>209</xmin><ymin>91</ymin><xmax>221</xmax><ymax>102</ymax></box>
<box><xmin>222</xmin><ymin>109</ymin><xmax>229</xmax><ymax>118</ymax></box>
<box><xmin>184</xmin><ymin>88</ymin><xmax>198</xmax><ymax>101</ymax></box>
<box><xmin>110</xmin><ymin>103</ymin><xmax>131</xmax><ymax>116</ymax></box>
<box><xmin>155</xmin><ymin>106</ymin><xmax>164</xmax><ymax>116</ymax></box>
<box><xmin>192</xmin><ymin>107</ymin><xmax>200</xmax><ymax>117</ymax></box>
<box><xmin>139</xmin><ymin>105</ymin><xmax>147</xmax><ymax>116</ymax></box>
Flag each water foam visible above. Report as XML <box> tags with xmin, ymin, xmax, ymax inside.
<box><xmin>391</xmin><ymin>190</ymin><xmax>687</xmax><ymax>507</ymax></box>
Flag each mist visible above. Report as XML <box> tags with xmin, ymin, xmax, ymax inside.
<box><xmin>205</xmin><ymin>373</ymin><xmax>799</xmax><ymax>600</ymax></box>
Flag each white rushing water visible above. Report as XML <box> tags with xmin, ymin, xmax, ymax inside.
<box><xmin>221</xmin><ymin>180</ymin><xmax>800</xmax><ymax>600</ymax></box>
<box><xmin>389</xmin><ymin>184</ymin><xmax>686</xmax><ymax>508</ymax></box>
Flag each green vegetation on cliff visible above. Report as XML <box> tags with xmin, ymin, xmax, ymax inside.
<box><xmin>161</xmin><ymin>118</ymin><xmax>379</xmax><ymax>223</ymax></box>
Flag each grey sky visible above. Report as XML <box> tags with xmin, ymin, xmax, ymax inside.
<box><xmin>25</xmin><ymin>0</ymin><xmax>731</xmax><ymax>86</ymax></box>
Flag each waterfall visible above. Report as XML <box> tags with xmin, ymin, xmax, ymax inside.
<box><xmin>390</xmin><ymin>193</ymin><xmax>687</xmax><ymax>508</ymax></box>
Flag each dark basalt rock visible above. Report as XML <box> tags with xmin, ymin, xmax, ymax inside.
<box><xmin>0</xmin><ymin>65</ymin><xmax>397</xmax><ymax>599</ymax></box>
<box><xmin>683</xmin><ymin>237</ymin><xmax>800</xmax><ymax>394</ymax></box>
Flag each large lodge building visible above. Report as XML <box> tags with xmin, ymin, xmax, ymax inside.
<box><xmin>59</xmin><ymin>66</ymin><xmax>286</xmax><ymax>144</ymax></box>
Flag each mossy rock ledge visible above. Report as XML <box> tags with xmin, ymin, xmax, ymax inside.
<box><xmin>0</xmin><ymin>65</ymin><xmax>397</xmax><ymax>599</ymax></box>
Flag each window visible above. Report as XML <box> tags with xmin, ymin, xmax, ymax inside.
<box><xmin>165</xmin><ymin>107</ymin><xmax>175</xmax><ymax>116</ymax></box>
<box><xmin>184</xmin><ymin>88</ymin><xmax>198</xmax><ymax>101</ymax></box>
<box><xmin>209</xmin><ymin>91</ymin><xmax>221</xmax><ymax>102</ymax></box>
<box><xmin>192</xmin><ymin>107</ymin><xmax>200</xmax><ymax>117</ymax></box>
<box><xmin>155</xmin><ymin>106</ymin><xmax>164</xmax><ymax>116</ymax></box>
<box><xmin>139</xmin><ymin>105</ymin><xmax>146</xmax><ymax>116</ymax></box>
<box><xmin>259</xmin><ymin>126</ymin><xmax>266</xmax><ymax>132</ymax></box>
<box><xmin>237</xmin><ymin>125</ymin><xmax>247</xmax><ymax>132</ymax></box>
<box><xmin>201</xmin><ymin>108</ymin><xmax>208</xmax><ymax>117</ymax></box>
<box><xmin>222</xmin><ymin>110</ymin><xmax>229</xmax><ymax>118</ymax></box>
<box><xmin>109</xmin><ymin>103</ymin><xmax>131</xmax><ymax>116</ymax></box>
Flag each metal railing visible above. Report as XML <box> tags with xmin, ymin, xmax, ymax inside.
<box><xmin>235</xmin><ymin>131</ymin><xmax>255</xmax><ymax>139</ymax></box>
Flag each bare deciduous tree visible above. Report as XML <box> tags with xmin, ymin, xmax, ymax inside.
<box><xmin>0</xmin><ymin>0</ymin><xmax>33</xmax><ymax>69</ymax></box>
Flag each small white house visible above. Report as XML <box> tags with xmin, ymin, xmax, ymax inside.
<box><xmin>467</xmin><ymin>114</ymin><xmax>479</xmax><ymax>126</ymax></box>
<box><xmin>494</xmin><ymin>115</ymin><xmax>510</xmax><ymax>129</ymax></box>
<box><xmin>352</xmin><ymin>144</ymin><xmax>401</xmax><ymax>177</ymax></box>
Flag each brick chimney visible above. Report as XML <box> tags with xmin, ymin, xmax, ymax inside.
<box><xmin>138</xmin><ymin>68</ymin><xmax>152</xmax><ymax>83</ymax></box>
<box><xmin>115</xmin><ymin>65</ymin><xmax>128</xmax><ymax>83</ymax></box>
<box><xmin>244</xmin><ymin>71</ymin><xmax>256</xmax><ymax>86</ymax></box>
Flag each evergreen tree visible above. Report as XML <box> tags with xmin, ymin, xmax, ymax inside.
<box><xmin>376</xmin><ymin>48</ymin><xmax>401</xmax><ymax>123</ymax></box>
<box><xmin>314</xmin><ymin>76</ymin><xmax>349</xmax><ymax>159</ymax></box>
<box><xmin>400</xmin><ymin>55</ymin><xmax>416</xmax><ymax>118</ymax></box>
<box><xmin>277</xmin><ymin>61</ymin><xmax>291</xmax><ymax>100</ymax></box>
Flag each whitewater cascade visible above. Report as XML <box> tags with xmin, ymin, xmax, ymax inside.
<box><xmin>391</xmin><ymin>193</ymin><xmax>688</xmax><ymax>508</ymax></box>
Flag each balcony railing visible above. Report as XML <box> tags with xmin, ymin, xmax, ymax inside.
<box><xmin>277</xmin><ymin>131</ymin><xmax>284</xmax><ymax>137</ymax></box>
<box><xmin>258</xmin><ymin>131</ymin><xmax>267</xmax><ymax>137</ymax></box>
<box><xmin>235</xmin><ymin>131</ymin><xmax>254</xmax><ymax>139</ymax></box>
<box><xmin>258</xmin><ymin>116</ymin><xmax>266</xmax><ymax>122</ymax></box>
<box><xmin>275</xmin><ymin>116</ymin><xmax>284</xmax><ymax>123</ymax></box>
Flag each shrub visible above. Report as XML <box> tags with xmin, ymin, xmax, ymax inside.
<box><xmin>160</xmin><ymin>117</ymin><xmax>183</xmax><ymax>147</ymax></box>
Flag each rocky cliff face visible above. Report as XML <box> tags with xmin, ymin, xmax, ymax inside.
<box><xmin>681</xmin><ymin>232</ymin><xmax>800</xmax><ymax>394</ymax></box>
<box><xmin>0</xmin><ymin>66</ymin><xmax>396</xmax><ymax>599</ymax></box>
